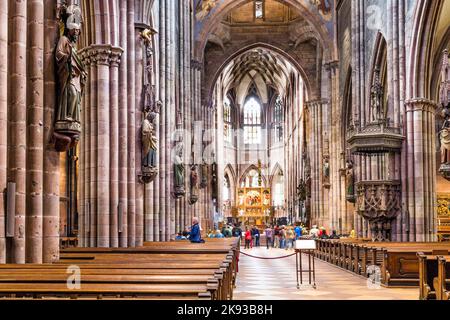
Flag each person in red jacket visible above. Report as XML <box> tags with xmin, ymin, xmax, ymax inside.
<box><xmin>244</xmin><ymin>227</ymin><xmax>252</xmax><ymax>249</ymax></box>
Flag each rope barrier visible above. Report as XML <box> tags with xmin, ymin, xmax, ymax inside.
<box><xmin>239</xmin><ymin>251</ymin><xmax>297</xmax><ymax>260</ymax></box>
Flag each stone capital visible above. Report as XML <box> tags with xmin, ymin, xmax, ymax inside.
<box><xmin>405</xmin><ymin>98</ymin><xmax>439</xmax><ymax>114</ymax></box>
<box><xmin>305</xmin><ymin>99</ymin><xmax>329</xmax><ymax>109</ymax></box>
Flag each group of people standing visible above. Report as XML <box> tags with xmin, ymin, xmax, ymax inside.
<box><xmin>243</xmin><ymin>226</ymin><xmax>262</xmax><ymax>249</ymax></box>
<box><xmin>263</xmin><ymin>225</ymin><xmax>303</xmax><ymax>250</ymax></box>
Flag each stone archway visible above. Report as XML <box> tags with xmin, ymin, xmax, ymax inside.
<box><xmin>194</xmin><ymin>0</ymin><xmax>335</xmax><ymax>62</ymax></box>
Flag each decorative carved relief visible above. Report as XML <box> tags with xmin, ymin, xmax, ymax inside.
<box><xmin>356</xmin><ymin>180</ymin><xmax>402</xmax><ymax>241</ymax></box>
<box><xmin>347</xmin><ymin>68</ymin><xmax>404</xmax><ymax>155</ymax></box>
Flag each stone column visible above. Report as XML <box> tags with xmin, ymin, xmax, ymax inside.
<box><xmin>0</xmin><ymin>0</ymin><xmax>8</xmax><ymax>263</ymax></box>
<box><xmin>119</xmin><ymin>0</ymin><xmax>129</xmax><ymax>247</ymax></box>
<box><xmin>127</xmin><ymin>0</ymin><xmax>136</xmax><ymax>247</ymax></box>
<box><xmin>80</xmin><ymin>45</ymin><xmax>123</xmax><ymax>248</ymax></box>
<box><xmin>42</xmin><ymin>0</ymin><xmax>60</xmax><ymax>261</ymax></box>
<box><xmin>8</xmin><ymin>0</ymin><xmax>27</xmax><ymax>264</ymax></box>
<box><xmin>26</xmin><ymin>0</ymin><xmax>44</xmax><ymax>263</ymax></box>
<box><xmin>110</xmin><ymin>48</ymin><xmax>122</xmax><ymax>247</ymax></box>
<box><xmin>405</xmin><ymin>98</ymin><xmax>438</xmax><ymax>242</ymax></box>
<box><xmin>134</xmin><ymin>27</ymin><xmax>144</xmax><ymax>247</ymax></box>
<box><xmin>158</xmin><ymin>0</ymin><xmax>166</xmax><ymax>241</ymax></box>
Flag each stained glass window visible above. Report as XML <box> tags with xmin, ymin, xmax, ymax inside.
<box><xmin>224</xmin><ymin>96</ymin><xmax>233</xmax><ymax>144</ymax></box>
<box><xmin>243</xmin><ymin>97</ymin><xmax>262</xmax><ymax>144</ymax></box>
<box><xmin>255</xmin><ymin>1</ymin><xmax>264</xmax><ymax>19</ymax></box>
<box><xmin>273</xmin><ymin>95</ymin><xmax>284</xmax><ymax>143</ymax></box>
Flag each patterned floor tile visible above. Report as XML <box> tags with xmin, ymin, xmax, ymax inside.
<box><xmin>234</xmin><ymin>248</ymin><xmax>418</xmax><ymax>300</ymax></box>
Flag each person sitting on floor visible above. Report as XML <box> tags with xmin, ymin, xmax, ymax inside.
<box><xmin>175</xmin><ymin>232</ymin><xmax>187</xmax><ymax>240</ymax></box>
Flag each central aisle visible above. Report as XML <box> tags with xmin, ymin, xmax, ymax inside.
<box><xmin>233</xmin><ymin>247</ymin><xmax>418</xmax><ymax>300</ymax></box>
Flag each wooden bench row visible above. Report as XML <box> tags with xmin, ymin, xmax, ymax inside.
<box><xmin>314</xmin><ymin>239</ymin><xmax>450</xmax><ymax>289</ymax></box>
<box><xmin>0</xmin><ymin>238</ymin><xmax>240</xmax><ymax>300</ymax></box>
<box><xmin>417</xmin><ymin>253</ymin><xmax>450</xmax><ymax>300</ymax></box>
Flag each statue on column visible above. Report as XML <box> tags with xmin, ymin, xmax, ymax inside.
<box><xmin>140</xmin><ymin>110</ymin><xmax>158</xmax><ymax>184</ymax></box>
<box><xmin>323</xmin><ymin>156</ymin><xmax>330</xmax><ymax>186</ymax></box>
<box><xmin>439</xmin><ymin>103</ymin><xmax>450</xmax><ymax>180</ymax></box>
<box><xmin>200</xmin><ymin>158</ymin><xmax>208</xmax><ymax>189</ymax></box>
<box><xmin>189</xmin><ymin>164</ymin><xmax>199</xmax><ymax>205</ymax></box>
<box><xmin>370</xmin><ymin>67</ymin><xmax>384</xmax><ymax>123</ymax></box>
<box><xmin>211</xmin><ymin>161</ymin><xmax>218</xmax><ymax>200</ymax></box>
<box><xmin>303</xmin><ymin>151</ymin><xmax>312</xmax><ymax>198</ymax></box>
<box><xmin>297</xmin><ymin>179</ymin><xmax>307</xmax><ymax>202</ymax></box>
<box><xmin>439</xmin><ymin>50</ymin><xmax>450</xmax><ymax>180</ymax></box>
<box><xmin>174</xmin><ymin>143</ymin><xmax>185</xmax><ymax>198</ymax></box>
<box><xmin>346</xmin><ymin>160</ymin><xmax>356</xmax><ymax>203</ymax></box>
<box><xmin>54</xmin><ymin>4</ymin><xmax>87</xmax><ymax>152</ymax></box>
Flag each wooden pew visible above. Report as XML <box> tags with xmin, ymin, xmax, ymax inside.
<box><xmin>0</xmin><ymin>238</ymin><xmax>239</xmax><ymax>300</ymax></box>
<box><xmin>417</xmin><ymin>253</ymin><xmax>450</xmax><ymax>299</ymax></box>
<box><xmin>434</xmin><ymin>256</ymin><xmax>450</xmax><ymax>300</ymax></box>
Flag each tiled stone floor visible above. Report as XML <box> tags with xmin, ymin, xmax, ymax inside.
<box><xmin>233</xmin><ymin>247</ymin><xmax>418</xmax><ymax>300</ymax></box>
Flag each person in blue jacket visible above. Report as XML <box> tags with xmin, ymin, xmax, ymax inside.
<box><xmin>189</xmin><ymin>217</ymin><xmax>204</xmax><ymax>243</ymax></box>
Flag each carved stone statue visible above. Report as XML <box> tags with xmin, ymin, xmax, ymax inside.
<box><xmin>323</xmin><ymin>157</ymin><xmax>330</xmax><ymax>180</ymax></box>
<box><xmin>304</xmin><ymin>152</ymin><xmax>312</xmax><ymax>198</ymax></box>
<box><xmin>142</xmin><ymin>111</ymin><xmax>158</xmax><ymax>168</ymax></box>
<box><xmin>440</xmin><ymin>104</ymin><xmax>450</xmax><ymax>166</ymax></box>
<box><xmin>200</xmin><ymin>159</ymin><xmax>208</xmax><ymax>189</ymax></box>
<box><xmin>174</xmin><ymin>143</ymin><xmax>185</xmax><ymax>189</ymax></box>
<box><xmin>190</xmin><ymin>165</ymin><xmax>199</xmax><ymax>190</ymax></box>
<box><xmin>211</xmin><ymin>162</ymin><xmax>218</xmax><ymax>200</ymax></box>
<box><xmin>54</xmin><ymin>4</ymin><xmax>87</xmax><ymax>151</ymax></box>
<box><xmin>189</xmin><ymin>164</ymin><xmax>199</xmax><ymax>205</ymax></box>
<box><xmin>346</xmin><ymin>160</ymin><xmax>355</xmax><ymax>203</ymax></box>
<box><xmin>297</xmin><ymin>179</ymin><xmax>307</xmax><ymax>202</ymax></box>
<box><xmin>370</xmin><ymin>67</ymin><xmax>384</xmax><ymax>123</ymax></box>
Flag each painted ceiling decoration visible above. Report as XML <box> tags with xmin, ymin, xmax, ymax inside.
<box><xmin>196</xmin><ymin>0</ymin><xmax>219</xmax><ymax>21</ymax></box>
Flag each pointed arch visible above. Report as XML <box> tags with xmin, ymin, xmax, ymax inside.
<box><xmin>269</xmin><ymin>162</ymin><xmax>284</xmax><ymax>186</ymax></box>
<box><xmin>408</xmin><ymin>0</ymin><xmax>445</xmax><ymax>99</ymax></box>
<box><xmin>366</xmin><ymin>32</ymin><xmax>388</xmax><ymax>122</ymax></box>
<box><xmin>239</xmin><ymin>164</ymin><xmax>267</xmax><ymax>188</ymax></box>
<box><xmin>194</xmin><ymin>0</ymin><xmax>334</xmax><ymax>62</ymax></box>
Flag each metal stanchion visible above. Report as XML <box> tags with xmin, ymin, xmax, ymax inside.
<box><xmin>295</xmin><ymin>239</ymin><xmax>317</xmax><ymax>289</ymax></box>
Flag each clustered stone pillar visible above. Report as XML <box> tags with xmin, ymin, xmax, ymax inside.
<box><xmin>405</xmin><ymin>99</ymin><xmax>438</xmax><ymax>242</ymax></box>
<box><xmin>0</xmin><ymin>0</ymin><xmax>60</xmax><ymax>263</ymax></box>
<box><xmin>0</xmin><ymin>0</ymin><xmax>7</xmax><ymax>263</ymax></box>
<box><xmin>79</xmin><ymin>45</ymin><xmax>123</xmax><ymax>248</ymax></box>
<box><xmin>306</xmin><ymin>99</ymin><xmax>329</xmax><ymax>228</ymax></box>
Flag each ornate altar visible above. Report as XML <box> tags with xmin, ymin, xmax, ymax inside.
<box><xmin>437</xmin><ymin>194</ymin><xmax>450</xmax><ymax>242</ymax></box>
<box><xmin>235</xmin><ymin>187</ymin><xmax>272</xmax><ymax>226</ymax></box>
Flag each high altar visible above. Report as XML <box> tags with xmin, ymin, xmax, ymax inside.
<box><xmin>234</xmin><ymin>187</ymin><xmax>272</xmax><ymax>226</ymax></box>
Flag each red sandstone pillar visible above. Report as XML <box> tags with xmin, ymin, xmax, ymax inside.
<box><xmin>26</xmin><ymin>0</ymin><xmax>44</xmax><ymax>263</ymax></box>
<box><xmin>43</xmin><ymin>0</ymin><xmax>60</xmax><ymax>262</ymax></box>
<box><xmin>0</xmin><ymin>0</ymin><xmax>7</xmax><ymax>263</ymax></box>
<box><xmin>119</xmin><ymin>0</ymin><xmax>129</xmax><ymax>247</ymax></box>
<box><xmin>8</xmin><ymin>0</ymin><xmax>27</xmax><ymax>264</ymax></box>
<box><xmin>127</xmin><ymin>0</ymin><xmax>136</xmax><ymax>247</ymax></box>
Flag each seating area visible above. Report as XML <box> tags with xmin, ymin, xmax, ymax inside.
<box><xmin>314</xmin><ymin>239</ymin><xmax>450</xmax><ymax>300</ymax></box>
<box><xmin>0</xmin><ymin>238</ymin><xmax>239</xmax><ymax>300</ymax></box>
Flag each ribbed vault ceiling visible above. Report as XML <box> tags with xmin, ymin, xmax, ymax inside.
<box><xmin>221</xmin><ymin>47</ymin><xmax>295</xmax><ymax>101</ymax></box>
